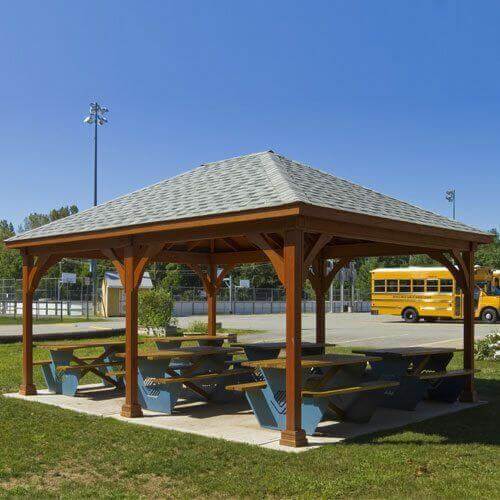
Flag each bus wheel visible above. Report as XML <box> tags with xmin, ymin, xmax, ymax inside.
<box><xmin>402</xmin><ymin>308</ymin><xmax>419</xmax><ymax>323</ymax></box>
<box><xmin>423</xmin><ymin>317</ymin><xmax>437</xmax><ymax>322</ymax></box>
<box><xmin>480</xmin><ymin>308</ymin><xmax>498</xmax><ymax>324</ymax></box>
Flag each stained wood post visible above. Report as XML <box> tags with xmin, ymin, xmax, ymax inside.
<box><xmin>314</xmin><ymin>258</ymin><xmax>326</xmax><ymax>344</ymax></box>
<box><xmin>20</xmin><ymin>254</ymin><xmax>36</xmax><ymax>396</ymax></box>
<box><xmin>121</xmin><ymin>246</ymin><xmax>143</xmax><ymax>418</ymax></box>
<box><xmin>207</xmin><ymin>263</ymin><xmax>217</xmax><ymax>336</ymax></box>
<box><xmin>280</xmin><ymin>228</ymin><xmax>307</xmax><ymax>447</ymax></box>
<box><xmin>460</xmin><ymin>248</ymin><xmax>478</xmax><ymax>402</ymax></box>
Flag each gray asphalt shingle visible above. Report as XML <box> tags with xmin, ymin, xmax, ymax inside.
<box><xmin>8</xmin><ymin>151</ymin><xmax>485</xmax><ymax>242</ymax></box>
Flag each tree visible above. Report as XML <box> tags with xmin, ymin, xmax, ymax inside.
<box><xmin>0</xmin><ymin>219</ymin><xmax>21</xmax><ymax>279</ymax></box>
<box><xmin>19</xmin><ymin>205</ymin><xmax>79</xmax><ymax>233</ymax></box>
<box><xmin>476</xmin><ymin>229</ymin><xmax>500</xmax><ymax>269</ymax></box>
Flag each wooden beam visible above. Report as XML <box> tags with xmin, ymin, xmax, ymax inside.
<box><xmin>303</xmin><ymin>234</ymin><xmax>332</xmax><ymax>278</ymax></box>
<box><xmin>214</xmin><ymin>264</ymin><xmax>235</xmax><ymax>290</ymax></box>
<box><xmin>133</xmin><ymin>243</ymin><xmax>165</xmax><ymax>288</ymax></box>
<box><xmin>460</xmin><ymin>248</ymin><xmax>478</xmax><ymax>402</ymax></box>
<box><xmin>303</xmin><ymin>216</ymin><xmax>472</xmax><ymax>250</ymax></box>
<box><xmin>101</xmin><ymin>248</ymin><xmax>125</xmax><ymax>284</ymax></box>
<box><xmin>451</xmin><ymin>249</ymin><xmax>470</xmax><ymax>291</ymax></box>
<box><xmin>324</xmin><ymin>257</ymin><xmax>351</xmax><ymax>292</ymax></box>
<box><xmin>20</xmin><ymin>254</ymin><xmax>36</xmax><ymax>396</ymax></box>
<box><xmin>28</xmin><ymin>254</ymin><xmax>60</xmax><ymax>293</ymax></box>
<box><xmin>313</xmin><ymin>258</ymin><xmax>327</xmax><ymax>344</ymax></box>
<box><xmin>322</xmin><ymin>242</ymin><xmax>434</xmax><ymax>259</ymax></box>
<box><xmin>247</xmin><ymin>233</ymin><xmax>285</xmax><ymax>285</ymax></box>
<box><xmin>427</xmin><ymin>251</ymin><xmax>466</xmax><ymax>290</ymax></box>
<box><xmin>154</xmin><ymin>250</ymin><xmax>211</xmax><ymax>265</ymax></box>
<box><xmin>300</xmin><ymin>204</ymin><xmax>493</xmax><ymax>245</ymax></box>
<box><xmin>121</xmin><ymin>246</ymin><xmax>143</xmax><ymax>418</ymax></box>
<box><xmin>6</xmin><ymin>206</ymin><xmax>302</xmax><ymax>250</ymax></box>
<box><xmin>280</xmin><ymin>228</ymin><xmax>307</xmax><ymax>447</ymax></box>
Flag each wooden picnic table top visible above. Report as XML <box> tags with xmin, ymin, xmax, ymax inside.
<box><xmin>232</xmin><ymin>341</ymin><xmax>333</xmax><ymax>350</ymax></box>
<box><xmin>145</xmin><ymin>334</ymin><xmax>234</xmax><ymax>343</ymax></box>
<box><xmin>37</xmin><ymin>340</ymin><xmax>134</xmax><ymax>351</ymax></box>
<box><xmin>242</xmin><ymin>353</ymin><xmax>381</xmax><ymax>370</ymax></box>
<box><xmin>116</xmin><ymin>345</ymin><xmax>243</xmax><ymax>361</ymax></box>
<box><xmin>352</xmin><ymin>347</ymin><xmax>461</xmax><ymax>358</ymax></box>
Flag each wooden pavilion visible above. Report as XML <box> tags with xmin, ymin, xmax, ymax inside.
<box><xmin>6</xmin><ymin>151</ymin><xmax>493</xmax><ymax>447</ymax></box>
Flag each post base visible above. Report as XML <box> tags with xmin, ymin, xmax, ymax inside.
<box><xmin>19</xmin><ymin>384</ymin><xmax>37</xmax><ymax>396</ymax></box>
<box><xmin>459</xmin><ymin>389</ymin><xmax>479</xmax><ymax>403</ymax></box>
<box><xmin>120</xmin><ymin>403</ymin><xmax>143</xmax><ymax>418</ymax></box>
<box><xmin>279</xmin><ymin>429</ymin><xmax>308</xmax><ymax>448</ymax></box>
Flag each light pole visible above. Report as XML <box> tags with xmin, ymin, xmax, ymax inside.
<box><xmin>84</xmin><ymin>102</ymin><xmax>109</xmax><ymax>314</ymax></box>
<box><xmin>445</xmin><ymin>189</ymin><xmax>456</xmax><ymax>219</ymax></box>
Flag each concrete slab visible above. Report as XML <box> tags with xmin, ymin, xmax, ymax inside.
<box><xmin>4</xmin><ymin>386</ymin><xmax>485</xmax><ymax>453</ymax></box>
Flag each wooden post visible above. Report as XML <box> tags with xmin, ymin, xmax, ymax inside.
<box><xmin>314</xmin><ymin>258</ymin><xmax>326</xmax><ymax>344</ymax></box>
<box><xmin>460</xmin><ymin>248</ymin><xmax>478</xmax><ymax>402</ymax></box>
<box><xmin>280</xmin><ymin>228</ymin><xmax>307</xmax><ymax>447</ymax></box>
<box><xmin>20</xmin><ymin>254</ymin><xmax>36</xmax><ymax>396</ymax></box>
<box><xmin>121</xmin><ymin>246</ymin><xmax>143</xmax><ymax>418</ymax></box>
<box><xmin>207</xmin><ymin>263</ymin><xmax>217</xmax><ymax>336</ymax></box>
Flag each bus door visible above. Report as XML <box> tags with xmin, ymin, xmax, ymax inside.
<box><xmin>453</xmin><ymin>288</ymin><xmax>463</xmax><ymax>318</ymax></box>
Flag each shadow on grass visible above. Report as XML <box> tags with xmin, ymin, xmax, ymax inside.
<box><xmin>346</xmin><ymin>377</ymin><xmax>500</xmax><ymax>447</ymax></box>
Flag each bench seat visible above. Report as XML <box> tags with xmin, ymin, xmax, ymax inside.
<box><xmin>56</xmin><ymin>361</ymin><xmax>123</xmax><ymax>372</ymax></box>
<box><xmin>225</xmin><ymin>381</ymin><xmax>267</xmax><ymax>392</ymax></box>
<box><xmin>413</xmin><ymin>368</ymin><xmax>478</xmax><ymax>380</ymax></box>
<box><xmin>302</xmin><ymin>380</ymin><xmax>400</xmax><ymax>398</ymax></box>
<box><xmin>33</xmin><ymin>360</ymin><xmax>51</xmax><ymax>366</ymax></box>
<box><xmin>147</xmin><ymin>368</ymin><xmax>252</xmax><ymax>385</ymax></box>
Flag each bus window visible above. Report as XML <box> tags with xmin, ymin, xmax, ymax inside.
<box><xmin>426</xmin><ymin>279</ymin><xmax>439</xmax><ymax>292</ymax></box>
<box><xmin>440</xmin><ymin>279</ymin><xmax>453</xmax><ymax>292</ymax></box>
<box><xmin>387</xmin><ymin>280</ymin><xmax>398</xmax><ymax>292</ymax></box>
<box><xmin>399</xmin><ymin>280</ymin><xmax>411</xmax><ymax>292</ymax></box>
<box><xmin>374</xmin><ymin>280</ymin><xmax>385</xmax><ymax>292</ymax></box>
<box><xmin>412</xmin><ymin>279</ymin><xmax>424</xmax><ymax>292</ymax></box>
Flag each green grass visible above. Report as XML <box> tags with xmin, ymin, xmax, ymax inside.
<box><xmin>0</xmin><ymin>339</ymin><xmax>498</xmax><ymax>498</ymax></box>
<box><xmin>0</xmin><ymin>316</ymin><xmax>105</xmax><ymax>326</ymax></box>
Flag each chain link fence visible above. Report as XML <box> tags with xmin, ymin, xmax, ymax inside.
<box><xmin>0</xmin><ymin>278</ymin><xmax>369</xmax><ymax>318</ymax></box>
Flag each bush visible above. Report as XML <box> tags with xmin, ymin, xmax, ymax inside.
<box><xmin>475</xmin><ymin>332</ymin><xmax>500</xmax><ymax>360</ymax></box>
<box><xmin>187</xmin><ymin>320</ymin><xmax>222</xmax><ymax>333</ymax></box>
<box><xmin>138</xmin><ymin>288</ymin><xmax>176</xmax><ymax>334</ymax></box>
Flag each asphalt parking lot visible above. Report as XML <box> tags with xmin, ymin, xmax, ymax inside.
<box><xmin>177</xmin><ymin>312</ymin><xmax>496</xmax><ymax>348</ymax></box>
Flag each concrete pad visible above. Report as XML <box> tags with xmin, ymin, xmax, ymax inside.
<box><xmin>4</xmin><ymin>386</ymin><xmax>485</xmax><ymax>453</ymax></box>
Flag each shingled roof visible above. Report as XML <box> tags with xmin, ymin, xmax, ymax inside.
<box><xmin>8</xmin><ymin>150</ymin><xmax>486</xmax><ymax>242</ymax></box>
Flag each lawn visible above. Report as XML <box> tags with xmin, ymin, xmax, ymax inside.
<box><xmin>0</xmin><ymin>338</ymin><xmax>498</xmax><ymax>498</ymax></box>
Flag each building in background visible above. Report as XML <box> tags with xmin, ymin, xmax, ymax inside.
<box><xmin>101</xmin><ymin>271</ymin><xmax>153</xmax><ymax>317</ymax></box>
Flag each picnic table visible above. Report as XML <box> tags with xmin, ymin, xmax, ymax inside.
<box><xmin>117</xmin><ymin>346</ymin><xmax>251</xmax><ymax>414</ymax></box>
<box><xmin>35</xmin><ymin>340</ymin><xmax>131</xmax><ymax>396</ymax></box>
<box><xmin>231</xmin><ymin>341</ymin><xmax>332</xmax><ymax>361</ymax></box>
<box><xmin>226</xmin><ymin>354</ymin><xmax>399</xmax><ymax>435</ymax></box>
<box><xmin>352</xmin><ymin>347</ymin><xmax>474</xmax><ymax>410</ymax></box>
<box><xmin>146</xmin><ymin>334</ymin><xmax>236</xmax><ymax>351</ymax></box>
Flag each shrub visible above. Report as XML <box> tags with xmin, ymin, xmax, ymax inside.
<box><xmin>187</xmin><ymin>320</ymin><xmax>222</xmax><ymax>333</ymax></box>
<box><xmin>475</xmin><ymin>332</ymin><xmax>500</xmax><ymax>360</ymax></box>
<box><xmin>138</xmin><ymin>288</ymin><xmax>176</xmax><ymax>334</ymax></box>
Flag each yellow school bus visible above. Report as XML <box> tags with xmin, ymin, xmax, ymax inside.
<box><xmin>370</xmin><ymin>266</ymin><xmax>500</xmax><ymax>323</ymax></box>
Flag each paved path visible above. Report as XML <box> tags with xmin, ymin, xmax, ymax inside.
<box><xmin>2</xmin><ymin>313</ymin><xmax>495</xmax><ymax>347</ymax></box>
<box><xmin>177</xmin><ymin>313</ymin><xmax>495</xmax><ymax>348</ymax></box>
<box><xmin>0</xmin><ymin>319</ymin><xmax>125</xmax><ymax>342</ymax></box>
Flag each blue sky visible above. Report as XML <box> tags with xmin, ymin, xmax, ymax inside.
<box><xmin>0</xmin><ymin>1</ymin><xmax>498</xmax><ymax>231</ymax></box>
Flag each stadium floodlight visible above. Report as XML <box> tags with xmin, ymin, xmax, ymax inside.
<box><xmin>445</xmin><ymin>189</ymin><xmax>456</xmax><ymax>219</ymax></box>
<box><xmin>83</xmin><ymin>101</ymin><xmax>109</xmax><ymax>315</ymax></box>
